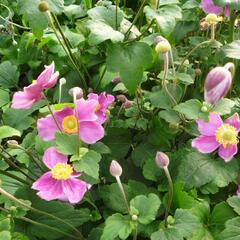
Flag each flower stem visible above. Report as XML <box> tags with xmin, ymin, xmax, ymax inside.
<box><xmin>116</xmin><ymin>0</ymin><xmax>119</xmax><ymax>30</ymax></box>
<box><xmin>0</xmin><ymin>168</ymin><xmax>29</xmax><ymax>185</ymax></box>
<box><xmin>228</xmin><ymin>12</ymin><xmax>236</xmax><ymax>43</ymax></box>
<box><xmin>211</xmin><ymin>24</ymin><xmax>215</xmax><ymax>40</ymax></box>
<box><xmin>163</xmin><ymin>167</ymin><xmax>173</xmax><ymax>227</ymax></box>
<box><xmin>0</xmin><ymin>187</ymin><xmax>85</xmax><ymax>239</ymax></box>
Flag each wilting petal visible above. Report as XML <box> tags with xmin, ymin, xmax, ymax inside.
<box><xmin>37</xmin><ymin>115</ymin><xmax>58</xmax><ymax>141</ymax></box>
<box><xmin>201</xmin><ymin>0</ymin><xmax>223</xmax><ymax>14</ymax></box>
<box><xmin>62</xmin><ymin>178</ymin><xmax>87</xmax><ymax>204</ymax></box>
<box><xmin>196</xmin><ymin>113</ymin><xmax>223</xmax><ymax>136</ymax></box>
<box><xmin>192</xmin><ymin>135</ymin><xmax>219</xmax><ymax>153</ymax></box>
<box><xmin>218</xmin><ymin>144</ymin><xmax>237</xmax><ymax>162</ymax></box>
<box><xmin>43</xmin><ymin>147</ymin><xmax>68</xmax><ymax>169</ymax></box>
<box><xmin>76</xmin><ymin>99</ymin><xmax>98</xmax><ymax>122</ymax></box>
<box><xmin>224</xmin><ymin>113</ymin><xmax>240</xmax><ymax>131</ymax></box>
<box><xmin>80</xmin><ymin>121</ymin><xmax>104</xmax><ymax>144</ymax></box>
<box><xmin>223</xmin><ymin>5</ymin><xmax>230</xmax><ymax>17</ymax></box>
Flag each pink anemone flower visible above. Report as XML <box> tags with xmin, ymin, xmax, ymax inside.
<box><xmin>37</xmin><ymin>98</ymin><xmax>104</xmax><ymax>144</ymax></box>
<box><xmin>32</xmin><ymin>147</ymin><xmax>88</xmax><ymax>204</ymax></box>
<box><xmin>201</xmin><ymin>0</ymin><xmax>230</xmax><ymax>17</ymax></box>
<box><xmin>192</xmin><ymin>112</ymin><xmax>240</xmax><ymax>162</ymax></box>
<box><xmin>11</xmin><ymin>62</ymin><xmax>59</xmax><ymax>109</ymax></box>
<box><xmin>88</xmin><ymin>92</ymin><xmax>115</xmax><ymax>124</ymax></box>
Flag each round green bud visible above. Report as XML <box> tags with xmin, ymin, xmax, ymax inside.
<box><xmin>38</xmin><ymin>1</ymin><xmax>49</xmax><ymax>12</ymax></box>
<box><xmin>201</xmin><ymin>106</ymin><xmax>208</xmax><ymax>112</ymax></box>
<box><xmin>10</xmin><ymin>206</ymin><xmax>17</xmax><ymax>212</ymax></box>
<box><xmin>131</xmin><ymin>214</ymin><xmax>138</xmax><ymax>221</ymax></box>
<box><xmin>195</xmin><ymin>68</ymin><xmax>202</xmax><ymax>76</ymax></box>
<box><xmin>205</xmin><ymin>13</ymin><xmax>218</xmax><ymax>25</ymax></box>
<box><xmin>167</xmin><ymin>215</ymin><xmax>175</xmax><ymax>225</ymax></box>
<box><xmin>155</xmin><ymin>41</ymin><xmax>171</xmax><ymax>54</ymax></box>
<box><xmin>169</xmin><ymin>123</ymin><xmax>180</xmax><ymax>129</ymax></box>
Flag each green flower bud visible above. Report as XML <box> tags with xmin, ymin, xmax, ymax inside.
<box><xmin>131</xmin><ymin>214</ymin><xmax>138</xmax><ymax>221</ymax></box>
<box><xmin>205</xmin><ymin>13</ymin><xmax>218</xmax><ymax>25</ymax></box>
<box><xmin>201</xmin><ymin>106</ymin><xmax>208</xmax><ymax>112</ymax></box>
<box><xmin>155</xmin><ymin>41</ymin><xmax>171</xmax><ymax>54</ymax></box>
<box><xmin>38</xmin><ymin>1</ymin><xmax>49</xmax><ymax>12</ymax></box>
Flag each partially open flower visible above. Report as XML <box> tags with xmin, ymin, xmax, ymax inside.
<box><xmin>110</xmin><ymin>160</ymin><xmax>122</xmax><ymax>177</ymax></box>
<box><xmin>204</xmin><ymin>65</ymin><xmax>233</xmax><ymax>105</ymax></box>
<box><xmin>68</xmin><ymin>87</ymin><xmax>83</xmax><ymax>100</ymax></box>
<box><xmin>155</xmin><ymin>151</ymin><xmax>169</xmax><ymax>169</ymax></box>
<box><xmin>201</xmin><ymin>0</ymin><xmax>230</xmax><ymax>17</ymax></box>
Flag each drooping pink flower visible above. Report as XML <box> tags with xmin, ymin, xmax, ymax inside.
<box><xmin>88</xmin><ymin>92</ymin><xmax>115</xmax><ymax>124</ymax></box>
<box><xmin>192</xmin><ymin>112</ymin><xmax>240</xmax><ymax>162</ymax></box>
<box><xmin>11</xmin><ymin>62</ymin><xmax>59</xmax><ymax>109</ymax></box>
<box><xmin>32</xmin><ymin>147</ymin><xmax>88</xmax><ymax>204</ymax></box>
<box><xmin>37</xmin><ymin>98</ymin><xmax>104</xmax><ymax>144</ymax></box>
<box><xmin>237</xmin><ymin>186</ymin><xmax>240</xmax><ymax>196</ymax></box>
<box><xmin>201</xmin><ymin>0</ymin><xmax>230</xmax><ymax>17</ymax></box>
<box><xmin>204</xmin><ymin>66</ymin><xmax>232</xmax><ymax>106</ymax></box>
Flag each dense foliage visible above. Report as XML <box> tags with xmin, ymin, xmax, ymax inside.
<box><xmin>0</xmin><ymin>0</ymin><xmax>240</xmax><ymax>239</ymax></box>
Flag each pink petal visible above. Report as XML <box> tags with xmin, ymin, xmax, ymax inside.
<box><xmin>54</xmin><ymin>107</ymin><xmax>74</xmax><ymax>125</ymax></box>
<box><xmin>76</xmin><ymin>99</ymin><xmax>98</xmax><ymax>122</ymax></box>
<box><xmin>192</xmin><ymin>135</ymin><xmax>219</xmax><ymax>153</ymax></box>
<box><xmin>87</xmin><ymin>93</ymin><xmax>98</xmax><ymax>101</ymax></box>
<box><xmin>197</xmin><ymin>112</ymin><xmax>223</xmax><ymax>136</ymax></box>
<box><xmin>79</xmin><ymin>121</ymin><xmax>104</xmax><ymax>144</ymax></box>
<box><xmin>224</xmin><ymin>113</ymin><xmax>240</xmax><ymax>131</ymax></box>
<box><xmin>62</xmin><ymin>178</ymin><xmax>87</xmax><ymax>204</ymax></box>
<box><xmin>218</xmin><ymin>144</ymin><xmax>237</xmax><ymax>162</ymax></box>
<box><xmin>201</xmin><ymin>0</ymin><xmax>223</xmax><ymax>14</ymax></box>
<box><xmin>32</xmin><ymin>172</ymin><xmax>54</xmax><ymax>191</ymax></box>
<box><xmin>43</xmin><ymin>147</ymin><xmax>68</xmax><ymax>169</ymax></box>
<box><xmin>223</xmin><ymin>5</ymin><xmax>230</xmax><ymax>17</ymax></box>
<box><xmin>37</xmin><ymin>115</ymin><xmax>58</xmax><ymax>141</ymax></box>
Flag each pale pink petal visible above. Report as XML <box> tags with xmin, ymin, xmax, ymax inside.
<box><xmin>62</xmin><ymin>178</ymin><xmax>87</xmax><ymax>204</ymax></box>
<box><xmin>79</xmin><ymin>121</ymin><xmax>104</xmax><ymax>144</ymax></box>
<box><xmin>224</xmin><ymin>113</ymin><xmax>240</xmax><ymax>132</ymax></box>
<box><xmin>54</xmin><ymin>107</ymin><xmax>74</xmax><ymax>125</ymax></box>
<box><xmin>37</xmin><ymin>115</ymin><xmax>58</xmax><ymax>141</ymax></box>
<box><xmin>218</xmin><ymin>144</ymin><xmax>237</xmax><ymax>162</ymax></box>
<box><xmin>201</xmin><ymin>0</ymin><xmax>223</xmax><ymax>14</ymax></box>
<box><xmin>32</xmin><ymin>172</ymin><xmax>54</xmax><ymax>191</ymax></box>
<box><xmin>76</xmin><ymin>99</ymin><xmax>98</xmax><ymax>122</ymax></box>
<box><xmin>196</xmin><ymin>112</ymin><xmax>223</xmax><ymax>136</ymax></box>
<box><xmin>192</xmin><ymin>135</ymin><xmax>220</xmax><ymax>153</ymax></box>
<box><xmin>43</xmin><ymin>147</ymin><xmax>68</xmax><ymax>169</ymax></box>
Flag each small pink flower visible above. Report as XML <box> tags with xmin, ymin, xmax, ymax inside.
<box><xmin>11</xmin><ymin>62</ymin><xmax>59</xmax><ymax>109</ymax></box>
<box><xmin>32</xmin><ymin>147</ymin><xmax>88</xmax><ymax>204</ymax></box>
<box><xmin>237</xmin><ymin>186</ymin><xmax>240</xmax><ymax>196</ymax></box>
<box><xmin>192</xmin><ymin>112</ymin><xmax>240</xmax><ymax>162</ymax></box>
<box><xmin>37</xmin><ymin>98</ymin><xmax>104</xmax><ymax>144</ymax></box>
<box><xmin>88</xmin><ymin>92</ymin><xmax>115</xmax><ymax>124</ymax></box>
<box><xmin>201</xmin><ymin>0</ymin><xmax>230</xmax><ymax>17</ymax></box>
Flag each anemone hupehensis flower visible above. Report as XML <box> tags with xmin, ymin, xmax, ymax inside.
<box><xmin>12</xmin><ymin>62</ymin><xmax>59</xmax><ymax>109</ymax></box>
<box><xmin>201</xmin><ymin>0</ymin><xmax>230</xmax><ymax>17</ymax></box>
<box><xmin>192</xmin><ymin>112</ymin><xmax>240</xmax><ymax>162</ymax></box>
<box><xmin>37</xmin><ymin>98</ymin><xmax>104</xmax><ymax>144</ymax></box>
<box><xmin>32</xmin><ymin>147</ymin><xmax>88</xmax><ymax>204</ymax></box>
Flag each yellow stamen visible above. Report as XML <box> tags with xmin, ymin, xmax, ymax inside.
<box><xmin>215</xmin><ymin>124</ymin><xmax>238</xmax><ymax>148</ymax></box>
<box><xmin>95</xmin><ymin>103</ymin><xmax>101</xmax><ymax>112</ymax></box>
<box><xmin>62</xmin><ymin>115</ymin><xmax>78</xmax><ymax>134</ymax></box>
<box><xmin>32</xmin><ymin>80</ymin><xmax>37</xmax><ymax>84</ymax></box>
<box><xmin>51</xmin><ymin>163</ymin><xmax>73</xmax><ymax>180</ymax></box>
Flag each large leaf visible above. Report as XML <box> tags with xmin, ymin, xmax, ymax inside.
<box><xmin>101</xmin><ymin>213</ymin><xmax>134</xmax><ymax>240</ymax></box>
<box><xmin>221</xmin><ymin>217</ymin><xmax>240</xmax><ymax>239</ymax></box>
<box><xmin>0</xmin><ymin>61</ymin><xmax>19</xmax><ymax>88</ymax></box>
<box><xmin>0</xmin><ymin>126</ymin><xmax>21</xmax><ymax>139</ymax></box>
<box><xmin>213</xmin><ymin>0</ymin><xmax>240</xmax><ymax>9</ymax></box>
<box><xmin>106</xmin><ymin>42</ymin><xmax>153</xmax><ymax>94</ymax></box>
<box><xmin>222</xmin><ymin>40</ymin><xmax>240</xmax><ymax>59</ymax></box>
<box><xmin>130</xmin><ymin>194</ymin><xmax>161</xmax><ymax>224</ymax></box>
<box><xmin>227</xmin><ymin>196</ymin><xmax>240</xmax><ymax>215</ymax></box>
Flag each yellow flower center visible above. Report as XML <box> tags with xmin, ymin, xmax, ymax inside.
<box><xmin>95</xmin><ymin>103</ymin><xmax>101</xmax><ymax>112</ymax></box>
<box><xmin>62</xmin><ymin>115</ymin><xmax>78</xmax><ymax>134</ymax></box>
<box><xmin>215</xmin><ymin>124</ymin><xmax>238</xmax><ymax>148</ymax></box>
<box><xmin>32</xmin><ymin>80</ymin><xmax>37</xmax><ymax>84</ymax></box>
<box><xmin>51</xmin><ymin>163</ymin><xmax>73</xmax><ymax>180</ymax></box>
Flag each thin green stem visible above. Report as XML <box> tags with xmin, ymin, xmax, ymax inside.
<box><xmin>156</xmin><ymin>0</ymin><xmax>160</xmax><ymax>9</ymax></box>
<box><xmin>211</xmin><ymin>24</ymin><xmax>215</xmax><ymax>40</ymax></box>
<box><xmin>169</xmin><ymin>49</ymin><xmax>177</xmax><ymax>99</ymax></box>
<box><xmin>0</xmin><ymin>187</ymin><xmax>85</xmax><ymax>239</ymax></box>
<box><xmin>228</xmin><ymin>12</ymin><xmax>236</xmax><ymax>43</ymax></box>
<box><xmin>0</xmin><ymin>168</ymin><xmax>29</xmax><ymax>185</ymax></box>
<box><xmin>94</xmin><ymin>66</ymin><xmax>106</xmax><ymax>90</ymax></box>
<box><xmin>163</xmin><ymin>167</ymin><xmax>173</xmax><ymax>227</ymax></box>
<box><xmin>116</xmin><ymin>0</ymin><xmax>119</xmax><ymax>30</ymax></box>
<box><xmin>133</xmin><ymin>226</ymin><xmax>138</xmax><ymax>240</ymax></box>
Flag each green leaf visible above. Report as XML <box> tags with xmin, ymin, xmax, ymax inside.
<box><xmin>177</xmin><ymin>151</ymin><xmax>239</xmax><ymax>189</ymax></box>
<box><xmin>221</xmin><ymin>217</ymin><xmax>240</xmax><ymax>239</ymax></box>
<box><xmin>55</xmin><ymin>132</ymin><xmax>80</xmax><ymax>155</ymax></box>
<box><xmin>0</xmin><ymin>231</ymin><xmax>11</xmax><ymax>240</ymax></box>
<box><xmin>130</xmin><ymin>194</ymin><xmax>161</xmax><ymax>224</ymax></box>
<box><xmin>212</xmin><ymin>98</ymin><xmax>235</xmax><ymax>115</ymax></box>
<box><xmin>151</xmin><ymin>228</ymin><xmax>183</xmax><ymax>240</ymax></box>
<box><xmin>47</xmin><ymin>0</ymin><xmax>64</xmax><ymax>14</ymax></box>
<box><xmin>173</xmin><ymin>99</ymin><xmax>202</xmax><ymax>120</ymax></box>
<box><xmin>106</xmin><ymin>42</ymin><xmax>153</xmax><ymax>94</ymax></box>
<box><xmin>213</xmin><ymin>0</ymin><xmax>240</xmax><ymax>10</ymax></box>
<box><xmin>0</xmin><ymin>89</ymin><xmax>9</xmax><ymax>107</ymax></box>
<box><xmin>0</xmin><ymin>126</ymin><xmax>21</xmax><ymax>139</ymax></box>
<box><xmin>101</xmin><ymin>213</ymin><xmax>134</xmax><ymax>240</ymax></box>
<box><xmin>159</xmin><ymin>110</ymin><xmax>181</xmax><ymax>124</ymax></box>
<box><xmin>227</xmin><ymin>196</ymin><xmax>240</xmax><ymax>215</ymax></box>
<box><xmin>222</xmin><ymin>40</ymin><xmax>240</xmax><ymax>59</ymax></box>
<box><xmin>73</xmin><ymin>150</ymin><xmax>101</xmax><ymax>179</ymax></box>
<box><xmin>90</xmin><ymin>142</ymin><xmax>111</xmax><ymax>154</ymax></box>
<box><xmin>0</xmin><ymin>215</ymin><xmax>11</xmax><ymax>231</ymax></box>
<box><xmin>12</xmin><ymin>232</ymin><xmax>30</xmax><ymax>240</ymax></box>
<box><xmin>0</xmin><ymin>61</ymin><xmax>19</xmax><ymax>88</ymax></box>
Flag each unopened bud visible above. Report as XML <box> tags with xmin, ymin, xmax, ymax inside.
<box><xmin>59</xmin><ymin>77</ymin><xmax>66</xmax><ymax>85</ymax></box>
<box><xmin>68</xmin><ymin>87</ymin><xmax>83</xmax><ymax>100</ymax></box>
<box><xmin>112</xmin><ymin>76</ymin><xmax>121</xmax><ymax>84</ymax></box>
<box><xmin>201</xmin><ymin>106</ymin><xmax>208</xmax><ymax>112</ymax></box>
<box><xmin>110</xmin><ymin>160</ymin><xmax>122</xmax><ymax>177</ymax></box>
<box><xmin>131</xmin><ymin>214</ymin><xmax>138</xmax><ymax>221</ymax></box>
<box><xmin>7</xmin><ymin>140</ymin><xmax>19</xmax><ymax>149</ymax></box>
<box><xmin>167</xmin><ymin>215</ymin><xmax>175</xmax><ymax>225</ymax></box>
<box><xmin>12</xmin><ymin>40</ymin><xmax>17</xmax><ymax>46</ymax></box>
<box><xmin>169</xmin><ymin>123</ymin><xmax>179</xmax><ymax>129</ymax></box>
<box><xmin>155</xmin><ymin>40</ymin><xmax>171</xmax><ymax>54</ymax></box>
<box><xmin>10</xmin><ymin>206</ymin><xmax>17</xmax><ymax>212</ymax></box>
<box><xmin>117</xmin><ymin>94</ymin><xmax>127</xmax><ymax>103</ymax></box>
<box><xmin>205</xmin><ymin>13</ymin><xmax>218</xmax><ymax>25</ymax></box>
<box><xmin>204</xmin><ymin>65</ymin><xmax>233</xmax><ymax>105</ymax></box>
<box><xmin>123</xmin><ymin>100</ymin><xmax>133</xmax><ymax>109</ymax></box>
<box><xmin>195</xmin><ymin>68</ymin><xmax>202</xmax><ymax>76</ymax></box>
<box><xmin>88</xmin><ymin>88</ymin><xmax>93</xmax><ymax>93</ymax></box>
<box><xmin>155</xmin><ymin>151</ymin><xmax>169</xmax><ymax>169</ymax></box>
<box><xmin>38</xmin><ymin>1</ymin><xmax>49</xmax><ymax>12</ymax></box>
